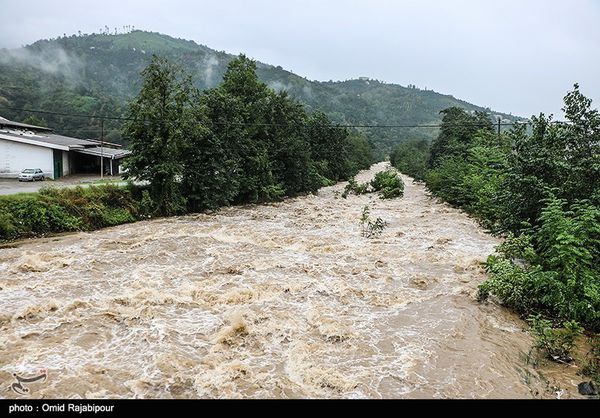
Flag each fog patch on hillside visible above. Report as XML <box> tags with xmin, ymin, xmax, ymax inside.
<box><xmin>0</xmin><ymin>45</ymin><xmax>83</xmax><ymax>83</ymax></box>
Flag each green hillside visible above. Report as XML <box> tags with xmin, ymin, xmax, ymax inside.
<box><xmin>0</xmin><ymin>30</ymin><xmax>520</xmax><ymax>153</ymax></box>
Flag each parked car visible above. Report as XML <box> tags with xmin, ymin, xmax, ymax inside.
<box><xmin>18</xmin><ymin>168</ymin><xmax>45</xmax><ymax>182</ymax></box>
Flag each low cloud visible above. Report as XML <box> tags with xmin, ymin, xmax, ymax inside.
<box><xmin>0</xmin><ymin>45</ymin><xmax>83</xmax><ymax>82</ymax></box>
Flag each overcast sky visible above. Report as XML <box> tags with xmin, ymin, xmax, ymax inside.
<box><xmin>1</xmin><ymin>0</ymin><xmax>598</xmax><ymax>117</ymax></box>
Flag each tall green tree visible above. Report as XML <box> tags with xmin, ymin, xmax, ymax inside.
<box><xmin>428</xmin><ymin>107</ymin><xmax>493</xmax><ymax>168</ymax></box>
<box><xmin>266</xmin><ymin>91</ymin><xmax>321</xmax><ymax>195</ymax></box>
<box><xmin>345</xmin><ymin>131</ymin><xmax>376</xmax><ymax>177</ymax></box>
<box><xmin>561</xmin><ymin>84</ymin><xmax>600</xmax><ymax>204</ymax></box>
<box><xmin>181</xmin><ymin>95</ymin><xmax>238</xmax><ymax>211</ymax></box>
<box><xmin>121</xmin><ymin>55</ymin><xmax>193</xmax><ymax>215</ymax></box>
<box><xmin>306</xmin><ymin>111</ymin><xmax>351</xmax><ymax>181</ymax></box>
<box><xmin>500</xmin><ymin>85</ymin><xmax>600</xmax><ymax>230</ymax></box>
<box><xmin>206</xmin><ymin>55</ymin><xmax>280</xmax><ymax>203</ymax></box>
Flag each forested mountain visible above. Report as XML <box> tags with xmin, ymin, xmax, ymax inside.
<box><xmin>0</xmin><ymin>30</ymin><xmax>520</xmax><ymax>153</ymax></box>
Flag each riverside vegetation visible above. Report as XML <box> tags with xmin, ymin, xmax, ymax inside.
<box><xmin>390</xmin><ymin>85</ymin><xmax>600</xmax><ymax>387</ymax></box>
<box><xmin>342</xmin><ymin>169</ymin><xmax>404</xmax><ymax>200</ymax></box>
<box><xmin>0</xmin><ymin>54</ymin><xmax>375</xmax><ymax>241</ymax></box>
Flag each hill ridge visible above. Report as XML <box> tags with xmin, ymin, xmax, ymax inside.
<box><xmin>0</xmin><ymin>30</ymin><xmax>521</xmax><ymax>152</ymax></box>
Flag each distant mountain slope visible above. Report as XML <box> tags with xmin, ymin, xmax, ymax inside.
<box><xmin>0</xmin><ymin>30</ymin><xmax>520</xmax><ymax>152</ymax></box>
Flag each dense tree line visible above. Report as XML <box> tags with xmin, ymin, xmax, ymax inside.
<box><xmin>389</xmin><ymin>139</ymin><xmax>430</xmax><ymax>181</ymax></box>
<box><xmin>391</xmin><ymin>85</ymin><xmax>600</xmax><ymax>332</ymax></box>
<box><xmin>122</xmin><ymin>55</ymin><xmax>375</xmax><ymax>215</ymax></box>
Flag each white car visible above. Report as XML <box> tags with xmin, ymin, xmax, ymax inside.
<box><xmin>18</xmin><ymin>168</ymin><xmax>45</xmax><ymax>182</ymax></box>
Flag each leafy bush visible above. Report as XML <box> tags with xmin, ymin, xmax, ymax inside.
<box><xmin>582</xmin><ymin>336</ymin><xmax>600</xmax><ymax>384</ymax></box>
<box><xmin>0</xmin><ymin>211</ymin><xmax>17</xmax><ymax>239</ymax></box>
<box><xmin>425</xmin><ymin>157</ymin><xmax>475</xmax><ymax>207</ymax></box>
<box><xmin>527</xmin><ymin>314</ymin><xmax>583</xmax><ymax>363</ymax></box>
<box><xmin>370</xmin><ymin>169</ymin><xmax>404</xmax><ymax>199</ymax></box>
<box><xmin>138</xmin><ymin>189</ymin><xmax>156</xmax><ymax>218</ymax></box>
<box><xmin>342</xmin><ymin>177</ymin><xmax>369</xmax><ymax>198</ymax></box>
<box><xmin>479</xmin><ymin>198</ymin><xmax>600</xmax><ymax>331</ymax></box>
<box><xmin>0</xmin><ymin>185</ymin><xmax>140</xmax><ymax>241</ymax></box>
<box><xmin>101</xmin><ymin>207</ymin><xmax>136</xmax><ymax>226</ymax></box>
<box><xmin>360</xmin><ymin>205</ymin><xmax>387</xmax><ymax>238</ymax></box>
<box><xmin>342</xmin><ymin>170</ymin><xmax>404</xmax><ymax>200</ymax></box>
<box><xmin>261</xmin><ymin>184</ymin><xmax>286</xmax><ymax>202</ymax></box>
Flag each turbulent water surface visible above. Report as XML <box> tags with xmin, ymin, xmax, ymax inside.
<box><xmin>0</xmin><ymin>163</ymin><xmax>583</xmax><ymax>398</ymax></box>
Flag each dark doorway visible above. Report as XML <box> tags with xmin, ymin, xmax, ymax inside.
<box><xmin>53</xmin><ymin>150</ymin><xmax>63</xmax><ymax>179</ymax></box>
<box><xmin>71</xmin><ymin>152</ymin><xmax>100</xmax><ymax>174</ymax></box>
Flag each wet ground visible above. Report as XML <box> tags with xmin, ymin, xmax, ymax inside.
<box><xmin>0</xmin><ymin>175</ymin><xmax>123</xmax><ymax>195</ymax></box>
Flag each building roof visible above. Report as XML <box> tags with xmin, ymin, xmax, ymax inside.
<box><xmin>0</xmin><ymin>115</ymin><xmax>130</xmax><ymax>157</ymax></box>
<box><xmin>0</xmin><ymin>116</ymin><xmax>52</xmax><ymax>132</ymax></box>
<box><xmin>0</xmin><ymin>129</ymin><xmax>99</xmax><ymax>151</ymax></box>
<box><xmin>73</xmin><ymin>146</ymin><xmax>132</xmax><ymax>159</ymax></box>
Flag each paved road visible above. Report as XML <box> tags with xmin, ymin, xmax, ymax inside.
<box><xmin>0</xmin><ymin>175</ymin><xmax>124</xmax><ymax>195</ymax></box>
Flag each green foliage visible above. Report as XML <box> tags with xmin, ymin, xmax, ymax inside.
<box><xmin>428</xmin><ymin>107</ymin><xmax>493</xmax><ymax>168</ymax></box>
<box><xmin>425</xmin><ymin>156</ymin><xmax>475</xmax><ymax>206</ymax></box>
<box><xmin>306</xmin><ymin>111</ymin><xmax>352</xmax><ymax>182</ymax></box>
<box><xmin>500</xmin><ymin>85</ymin><xmax>600</xmax><ymax>231</ymax></box>
<box><xmin>121</xmin><ymin>54</ymin><xmax>358</xmax><ymax>212</ymax></box>
<box><xmin>121</xmin><ymin>55</ymin><xmax>191</xmax><ymax>216</ymax></box>
<box><xmin>138</xmin><ymin>189</ymin><xmax>155</xmax><ymax>217</ymax></box>
<box><xmin>527</xmin><ymin>315</ymin><xmax>583</xmax><ymax>363</ymax></box>
<box><xmin>582</xmin><ymin>336</ymin><xmax>600</xmax><ymax>384</ymax></box>
<box><xmin>360</xmin><ymin>205</ymin><xmax>387</xmax><ymax>238</ymax></box>
<box><xmin>0</xmin><ymin>185</ymin><xmax>139</xmax><ymax>241</ymax></box>
<box><xmin>182</xmin><ymin>92</ymin><xmax>238</xmax><ymax>211</ymax></box>
<box><xmin>342</xmin><ymin>170</ymin><xmax>404</xmax><ymax>200</ymax></box>
<box><xmin>196</xmin><ymin>55</ymin><xmax>358</xmax><ymax>206</ymax></box>
<box><xmin>390</xmin><ymin>139</ymin><xmax>430</xmax><ymax>181</ymax></box>
<box><xmin>346</xmin><ymin>132</ymin><xmax>377</xmax><ymax>175</ymax></box>
<box><xmin>342</xmin><ymin>177</ymin><xmax>369</xmax><ymax>198</ymax></box>
<box><xmin>0</xmin><ymin>211</ymin><xmax>17</xmax><ymax>238</ymax></box>
<box><xmin>370</xmin><ymin>169</ymin><xmax>404</xmax><ymax>199</ymax></box>
<box><xmin>422</xmin><ymin>86</ymin><xmax>600</xmax><ymax>335</ymax></box>
<box><xmin>479</xmin><ymin>198</ymin><xmax>600</xmax><ymax>331</ymax></box>
<box><xmin>425</xmin><ymin>130</ymin><xmax>511</xmax><ymax>229</ymax></box>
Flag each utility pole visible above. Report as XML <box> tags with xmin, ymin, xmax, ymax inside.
<box><xmin>100</xmin><ymin>119</ymin><xmax>104</xmax><ymax>180</ymax></box>
<box><xmin>497</xmin><ymin>117</ymin><xmax>501</xmax><ymax>141</ymax></box>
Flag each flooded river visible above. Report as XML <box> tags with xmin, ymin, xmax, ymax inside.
<box><xmin>0</xmin><ymin>163</ymin><xmax>584</xmax><ymax>398</ymax></box>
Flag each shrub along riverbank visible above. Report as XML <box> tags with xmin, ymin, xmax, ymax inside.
<box><xmin>391</xmin><ymin>85</ymin><xmax>600</xmax><ymax>385</ymax></box>
<box><xmin>0</xmin><ymin>185</ymin><xmax>142</xmax><ymax>241</ymax></box>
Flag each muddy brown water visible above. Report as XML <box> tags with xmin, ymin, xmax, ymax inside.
<box><xmin>0</xmin><ymin>163</ymin><xmax>584</xmax><ymax>398</ymax></box>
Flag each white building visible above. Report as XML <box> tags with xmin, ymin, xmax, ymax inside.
<box><xmin>0</xmin><ymin>116</ymin><xmax>130</xmax><ymax>179</ymax></box>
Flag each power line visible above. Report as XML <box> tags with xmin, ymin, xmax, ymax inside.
<box><xmin>0</xmin><ymin>105</ymin><xmax>530</xmax><ymax>130</ymax></box>
<box><xmin>0</xmin><ymin>106</ymin><xmax>133</xmax><ymax>121</ymax></box>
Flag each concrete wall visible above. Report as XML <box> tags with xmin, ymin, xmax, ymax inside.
<box><xmin>62</xmin><ymin>150</ymin><xmax>70</xmax><ymax>176</ymax></box>
<box><xmin>0</xmin><ymin>139</ymin><xmax>54</xmax><ymax>179</ymax></box>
